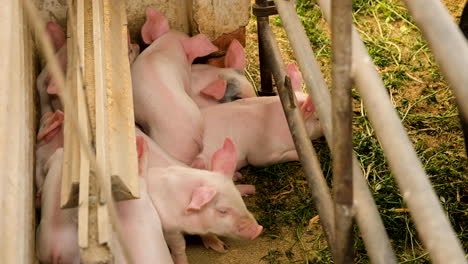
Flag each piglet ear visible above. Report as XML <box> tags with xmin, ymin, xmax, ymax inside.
<box><xmin>37</xmin><ymin>110</ymin><xmax>64</xmax><ymax>142</ymax></box>
<box><xmin>141</xmin><ymin>8</ymin><xmax>170</xmax><ymax>44</ymax></box>
<box><xmin>181</xmin><ymin>34</ymin><xmax>218</xmax><ymax>64</ymax></box>
<box><xmin>46</xmin><ymin>80</ymin><xmax>58</xmax><ymax>94</ymax></box>
<box><xmin>287</xmin><ymin>63</ymin><xmax>303</xmax><ymax>92</ymax></box>
<box><xmin>210</xmin><ymin>137</ymin><xmax>237</xmax><ymax>177</ymax></box>
<box><xmin>299</xmin><ymin>95</ymin><xmax>315</xmax><ymax>120</ymax></box>
<box><xmin>224</xmin><ymin>39</ymin><xmax>245</xmax><ymax>70</ymax></box>
<box><xmin>46</xmin><ymin>22</ymin><xmax>66</xmax><ymax>51</ymax></box>
<box><xmin>136</xmin><ymin>136</ymin><xmax>148</xmax><ymax>175</ymax></box>
<box><xmin>200</xmin><ymin>79</ymin><xmax>227</xmax><ymax>100</ymax></box>
<box><xmin>186</xmin><ymin>186</ymin><xmax>217</xmax><ymax>213</ymax></box>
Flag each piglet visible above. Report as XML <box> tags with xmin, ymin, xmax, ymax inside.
<box><xmin>36</xmin><ymin>22</ymin><xmax>67</xmax><ymax>116</ymax></box>
<box><xmin>190</xmin><ymin>39</ymin><xmax>256</xmax><ymax>108</ymax></box>
<box><xmin>145</xmin><ymin>137</ymin><xmax>263</xmax><ymax>264</ymax></box>
<box><xmin>35</xmin><ymin>110</ymin><xmax>65</xmax><ymax>202</ymax></box>
<box><xmin>131</xmin><ymin>8</ymin><xmax>218</xmax><ymax>165</ymax></box>
<box><xmin>192</xmin><ymin>63</ymin><xmax>322</xmax><ymax>172</ymax></box>
<box><xmin>36</xmin><ymin>148</ymin><xmax>80</xmax><ymax>264</ymax></box>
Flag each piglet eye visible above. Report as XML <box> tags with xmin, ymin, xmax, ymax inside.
<box><xmin>217</xmin><ymin>208</ymin><xmax>229</xmax><ymax>215</ymax></box>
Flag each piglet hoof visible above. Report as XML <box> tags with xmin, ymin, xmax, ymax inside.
<box><xmin>201</xmin><ymin>234</ymin><xmax>228</xmax><ymax>253</ymax></box>
<box><xmin>232</xmin><ymin>171</ymin><xmax>243</xmax><ymax>181</ymax></box>
<box><xmin>236</xmin><ymin>184</ymin><xmax>256</xmax><ymax>197</ymax></box>
<box><xmin>172</xmin><ymin>254</ymin><xmax>189</xmax><ymax>264</ymax></box>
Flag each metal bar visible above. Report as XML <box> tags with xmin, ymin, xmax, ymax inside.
<box><xmin>272</xmin><ymin>1</ymin><xmax>398</xmax><ymax>263</ymax></box>
<box><xmin>331</xmin><ymin>0</ymin><xmax>354</xmax><ymax>262</ymax></box>
<box><xmin>402</xmin><ymin>0</ymin><xmax>468</xmax><ymax>142</ymax></box>
<box><xmin>259</xmin><ymin>22</ymin><xmax>337</xmax><ymax>258</ymax></box>
<box><xmin>315</xmin><ymin>0</ymin><xmax>467</xmax><ymax>262</ymax></box>
<box><xmin>255</xmin><ymin>0</ymin><xmax>275</xmax><ymax>96</ymax></box>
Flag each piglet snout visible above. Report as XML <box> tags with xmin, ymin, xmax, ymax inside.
<box><xmin>239</xmin><ymin>220</ymin><xmax>263</xmax><ymax>240</ymax></box>
<box><xmin>250</xmin><ymin>225</ymin><xmax>263</xmax><ymax>240</ymax></box>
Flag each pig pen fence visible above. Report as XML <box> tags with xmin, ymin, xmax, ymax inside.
<box><xmin>0</xmin><ymin>0</ymin><xmax>467</xmax><ymax>263</ymax></box>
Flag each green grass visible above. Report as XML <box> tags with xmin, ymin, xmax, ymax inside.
<box><xmin>244</xmin><ymin>0</ymin><xmax>468</xmax><ymax>263</ymax></box>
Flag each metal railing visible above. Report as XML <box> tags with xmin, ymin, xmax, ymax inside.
<box><xmin>254</xmin><ymin>0</ymin><xmax>467</xmax><ymax>263</ymax></box>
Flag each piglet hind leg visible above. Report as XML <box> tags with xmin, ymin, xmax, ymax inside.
<box><xmin>165</xmin><ymin>231</ymin><xmax>189</xmax><ymax>264</ymax></box>
<box><xmin>200</xmin><ymin>234</ymin><xmax>228</xmax><ymax>253</ymax></box>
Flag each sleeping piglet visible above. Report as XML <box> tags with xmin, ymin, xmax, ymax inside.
<box><xmin>190</xmin><ymin>39</ymin><xmax>256</xmax><ymax>108</ymax></box>
<box><xmin>131</xmin><ymin>8</ymin><xmax>218</xmax><ymax>165</ymax></box>
<box><xmin>145</xmin><ymin>137</ymin><xmax>263</xmax><ymax>264</ymax></box>
<box><xmin>192</xmin><ymin>63</ymin><xmax>323</xmax><ymax>172</ymax></box>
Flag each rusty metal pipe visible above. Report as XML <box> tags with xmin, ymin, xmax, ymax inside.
<box><xmin>272</xmin><ymin>0</ymin><xmax>397</xmax><ymax>263</ymax></box>
<box><xmin>331</xmin><ymin>0</ymin><xmax>354</xmax><ymax>262</ymax></box>
<box><xmin>259</xmin><ymin>22</ymin><xmax>337</xmax><ymax>258</ymax></box>
<box><xmin>255</xmin><ymin>0</ymin><xmax>275</xmax><ymax>96</ymax></box>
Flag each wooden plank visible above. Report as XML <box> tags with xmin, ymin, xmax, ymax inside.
<box><xmin>102</xmin><ymin>0</ymin><xmax>139</xmax><ymax>201</ymax></box>
<box><xmin>79</xmin><ymin>0</ymin><xmax>112</xmax><ymax>262</ymax></box>
<box><xmin>0</xmin><ymin>1</ymin><xmax>36</xmax><ymax>263</ymax></box>
<box><xmin>92</xmin><ymin>0</ymin><xmax>113</xmax><ymax>251</ymax></box>
<box><xmin>74</xmin><ymin>0</ymin><xmax>90</xmax><ymax>249</ymax></box>
<box><xmin>61</xmin><ymin>4</ymin><xmax>81</xmax><ymax>209</ymax></box>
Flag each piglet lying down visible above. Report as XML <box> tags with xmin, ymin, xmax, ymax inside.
<box><xmin>192</xmin><ymin>63</ymin><xmax>323</xmax><ymax>173</ymax></box>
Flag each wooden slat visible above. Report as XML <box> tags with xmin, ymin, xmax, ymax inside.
<box><xmin>92</xmin><ymin>0</ymin><xmax>112</xmax><ymax>251</ymax></box>
<box><xmin>0</xmin><ymin>1</ymin><xmax>36</xmax><ymax>263</ymax></box>
<box><xmin>79</xmin><ymin>0</ymin><xmax>112</xmax><ymax>261</ymax></box>
<box><xmin>61</xmin><ymin>5</ymin><xmax>81</xmax><ymax>209</ymax></box>
<box><xmin>75</xmin><ymin>0</ymin><xmax>90</xmax><ymax>249</ymax></box>
<box><xmin>102</xmin><ymin>0</ymin><xmax>139</xmax><ymax>201</ymax></box>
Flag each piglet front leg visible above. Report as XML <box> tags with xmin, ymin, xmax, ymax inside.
<box><xmin>164</xmin><ymin>231</ymin><xmax>189</xmax><ymax>264</ymax></box>
<box><xmin>201</xmin><ymin>233</ymin><xmax>227</xmax><ymax>253</ymax></box>
<box><xmin>36</xmin><ymin>149</ymin><xmax>79</xmax><ymax>264</ymax></box>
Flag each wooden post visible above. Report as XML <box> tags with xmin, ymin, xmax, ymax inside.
<box><xmin>0</xmin><ymin>1</ymin><xmax>36</xmax><ymax>263</ymax></box>
<box><xmin>331</xmin><ymin>0</ymin><xmax>354</xmax><ymax>262</ymax></box>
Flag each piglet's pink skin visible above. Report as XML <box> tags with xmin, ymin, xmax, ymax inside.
<box><xmin>145</xmin><ymin>137</ymin><xmax>262</xmax><ymax>264</ymax></box>
<box><xmin>112</xmin><ymin>136</ymin><xmax>174</xmax><ymax>264</ymax></box>
<box><xmin>36</xmin><ymin>148</ymin><xmax>80</xmax><ymax>264</ymax></box>
<box><xmin>35</xmin><ymin>110</ymin><xmax>64</xmax><ymax>200</ymax></box>
<box><xmin>193</xmin><ymin>64</ymin><xmax>322</xmax><ymax>171</ymax></box>
<box><xmin>131</xmin><ymin>8</ymin><xmax>218</xmax><ymax>165</ymax></box>
<box><xmin>36</xmin><ymin>22</ymin><xmax>67</xmax><ymax>116</ymax></box>
<box><xmin>190</xmin><ymin>39</ymin><xmax>256</xmax><ymax>108</ymax></box>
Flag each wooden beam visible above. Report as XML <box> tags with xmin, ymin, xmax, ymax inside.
<box><xmin>61</xmin><ymin>4</ymin><xmax>81</xmax><ymax>209</ymax></box>
<box><xmin>102</xmin><ymin>0</ymin><xmax>139</xmax><ymax>201</ymax></box>
<box><xmin>331</xmin><ymin>0</ymin><xmax>354</xmax><ymax>262</ymax></box>
<box><xmin>79</xmin><ymin>0</ymin><xmax>112</xmax><ymax>262</ymax></box>
<box><xmin>0</xmin><ymin>1</ymin><xmax>36</xmax><ymax>263</ymax></box>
